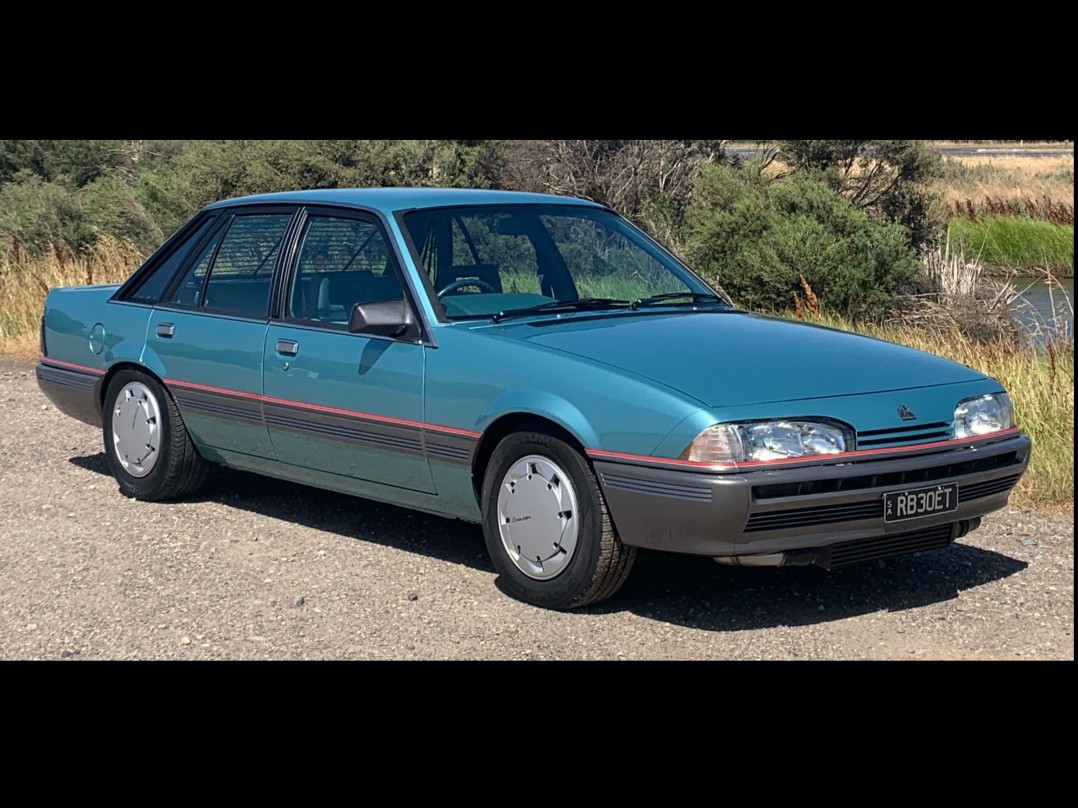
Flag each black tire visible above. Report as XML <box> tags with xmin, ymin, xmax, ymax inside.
<box><xmin>102</xmin><ymin>369</ymin><xmax>207</xmax><ymax>501</ymax></box>
<box><xmin>480</xmin><ymin>424</ymin><xmax>636</xmax><ymax>610</ymax></box>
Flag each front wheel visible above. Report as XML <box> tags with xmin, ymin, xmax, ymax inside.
<box><xmin>481</xmin><ymin>425</ymin><xmax>636</xmax><ymax>610</ymax></box>
<box><xmin>102</xmin><ymin>369</ymin><xmax>207</xmax><ymax>501</ymax></box>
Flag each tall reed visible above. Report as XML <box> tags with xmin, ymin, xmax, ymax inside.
<box><xmin>0</xmin><ymin>237</ymin><xmax>143</xmax><ymax>359</ymax></box>
<box><xmin>850</xmin><ymin>321</ymin><xmax>1071</xmax><ymax>506</ymax></box>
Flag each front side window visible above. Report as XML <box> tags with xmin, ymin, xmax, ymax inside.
<box><xmin>287</xmin><ymin>214</ymin><xmax>404</xmax><ymax>325</ymax></box>
<box><xmin>168</xmin><ymin>212</ymin><xmax>292</xmax><ymax>317</ymax></box>
<box><xmin>402</xmin><ymin>204</ymin><xmax>712</xmax><ymax>319</ymax></box>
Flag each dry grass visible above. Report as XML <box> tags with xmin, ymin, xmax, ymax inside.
<box><xmin>791</xmin><ymin>244</ymin><xmax>1074</xmax><ymax>507</ymax></box>
<box><xmin>940</xmin><ymin>154</ymin><xmax>1074</xmax><ymax>207</ymax></box>
<box><xmin>822</xmin><ymin>320</ymin><xmax>1073</xmax><ymax>507</ymax></box>
<box><xmin>797</xmin><ymin>312</ymin><xmax>1074</xmax><ymax>507</ymax></box>
<box><xmin>887</xmin><ymin>238</ymin><xmax>1030</xmax><ymax>345</ymax></box>
<box><xmin>0</xmin><ymin>237</ymin><xmax>143</xmax><ymax>361</ymax></box>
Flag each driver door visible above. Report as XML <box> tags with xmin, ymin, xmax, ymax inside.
<box><xmin>262</xmin><ymin>209</ymin><xmax>434</xmax><ymax>494</ymax></box>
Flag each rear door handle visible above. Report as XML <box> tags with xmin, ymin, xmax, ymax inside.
<box><xmin>275</xmin><ymin>339</ymin><xmax>300</xmax><ymax>356</ymax></box>
<box><xmin>156</xmin><ymin>322</ymin><xmax>175</xmax><ymax>338</ymax></box>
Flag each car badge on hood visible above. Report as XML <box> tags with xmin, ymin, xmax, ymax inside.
<box><xmin>898</xmin><ymin>405</ymin><xmax>917</xmax><ymax>421</ymax></box>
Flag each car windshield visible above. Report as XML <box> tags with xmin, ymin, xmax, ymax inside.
<box><xmin>401</xmin><ymin>204</ymin><xmax>725</xmax><ymax>320</ymax></box>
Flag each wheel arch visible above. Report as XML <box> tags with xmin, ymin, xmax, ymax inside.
<box><xmin>471</xmin><ymin>412</ymin><xmax>589</xmax><ymax>505</ymax></box>
<box><xmin>98</xmin><ymin>361</ymin><xmax>170</xmax><ymax>412</ymax></box>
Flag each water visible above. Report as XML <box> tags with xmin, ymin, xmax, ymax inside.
<box><xmin>1010</xmin><ymin>275</ymin><xmax>1074</xmax><ymax>343</ymax></box>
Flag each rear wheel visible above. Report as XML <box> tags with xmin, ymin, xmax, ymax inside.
<box><xmin>103</xmin><ymin>369</ymin><xmax>207</xmax><ymax>501</ymax></box>
<box><xmin>481</xmin><ymin>424</ymin><xmax>636</xmax><ymax>610</ymax></box>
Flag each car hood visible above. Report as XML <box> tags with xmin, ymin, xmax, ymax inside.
<box><xmin>491</xmin><ymin>310</ymin><xmax>985</xmax><ymax>407</ymax></box>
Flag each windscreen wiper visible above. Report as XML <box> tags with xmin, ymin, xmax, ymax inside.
<box><xmin>630</xmin><ymin>292</ymin><xmax>731</xmax><ymax>309</ymax></box>
<box><xmin>491</xmin><ymin>298</ymin><xmax>632</xmax><ymax>323</ymax></box>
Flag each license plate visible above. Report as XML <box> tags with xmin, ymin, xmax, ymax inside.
<box><xmin>883</xmin><ymin>482</ymin><xmax>959</xmax><ymax>523</ymax></box>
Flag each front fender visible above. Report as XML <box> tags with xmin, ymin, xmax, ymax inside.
<box><xmin>475</xmin><ymin>390</ymin><xmax>600</xmax><ymax>449</ymax></box>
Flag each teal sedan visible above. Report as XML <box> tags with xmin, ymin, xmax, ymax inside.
<box><xmin>36</xmin><ymin>188</ymin><xmax>1031</xmax><ymax>609</ymax></box>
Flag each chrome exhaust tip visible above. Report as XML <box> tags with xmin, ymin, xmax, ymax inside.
<box><xmin>713</xmin><ymin>553</ymin><xmax>786</xmax><ymax>567</ymax></box>
<box><xmin>713</xmin><ymin>549</ymin><xmax>816</xmax><ymax>568</ymax></box>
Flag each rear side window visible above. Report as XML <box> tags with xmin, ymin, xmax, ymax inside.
<box><xmin>168</xmin><ymin>213</ymin><xmax>293</xmax><ymax>317</ymax></box>
<box><xmin>124</xmin><ymin>216</ymin><xmax>217</xmax><ymax>304</ymax></box>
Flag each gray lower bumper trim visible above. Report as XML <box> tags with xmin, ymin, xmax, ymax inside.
<box><xmin>593</xmin><ymin>433</ymin><xmax>1030</xmax><ymax>559</ymax></box>
<box><xmin>36</xmin><ymin>363</ymin><xmax>102</xmax><ymax>428</ymax></box>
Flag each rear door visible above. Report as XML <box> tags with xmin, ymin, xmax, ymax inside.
<box><xmin>148</xmin><ymin>206</ymin><xmax>297</xmax><ymax>459</ymax></box>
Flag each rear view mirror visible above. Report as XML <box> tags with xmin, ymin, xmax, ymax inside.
<box><xmin>495</xmin><ymin>217</ymin><xmax>530</xmax><ymax>236</ymax></box>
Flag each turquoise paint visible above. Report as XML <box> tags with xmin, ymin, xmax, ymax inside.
<box><xmin>43</xmin><ymin>285</ymin><xmax>124</xmax><ymax>372</ymax></box>
<box><xmin>207</xmin><ymin>188</ymin><xmax>600</xmax><ymax>217</ymax></box>
<box><xmin>424</xmin><ymin>325</ymin><xmax>703</xmax><ymax>456</ymax></box>
<box><xmin>427</xmin><ymin>457</ymin><xmax>484</xmax><ymax>520</ymax></box>
<box><xmin>144</xmin><ymin>308</ymin><xmax>274</xmax><ymax>457</ymax></box>
<box><xmin>487</xmin><ymin>310</ymin><xmax>987</xmax><ymax>408</ymax></box>
<box><xmin>263</xmin><ymin>324</ymin><xmax>435</xmax><ymax>494</ymax></box>
<box><xmin>650</xmin><ymin>378</ymin><xmax>1009</xmax><ymax>458</ymax></box>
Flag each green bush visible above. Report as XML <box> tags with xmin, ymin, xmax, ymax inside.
<box><xmin>778</xmin><ymin>140</ymin><xmax>945</xmax><ymax>251</ymax></box>
<box><xmin>0</xmin><ymin>170</ymin><xmax>162</xmax><ymax>259</ymax></box>
<box><xmin>684</xmin><ymin>164</ymin><xmax>920</xmax><ymax>318</ymax></box>
<box><xmin>0</xmin><ymin>172</ymin><xmax>89</xmax><ymax>257</ymax></box>
<box><xmin>0</xmin><ymin>139</ymin><xmax>505</xmax><ymax>259</ymax></box>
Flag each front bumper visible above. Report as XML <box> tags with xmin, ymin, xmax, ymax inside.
<box><xmin>592</xmin><ymin>431</ymin><xmax>1030</xmax><ymax>566</ymax></box>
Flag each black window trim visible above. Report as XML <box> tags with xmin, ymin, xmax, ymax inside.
<box><xmin>110</xmin><ymin>211</ymin><xmax>220</xmax><ymax>305</ymax></box>
<box><xmin>391</xmin><ymin>202</ymin><xmax>721</xmax><ymax>324</ymax></box>
<box><xmin>156</xmin><ymin>204</ymin><xmax>301</xmax><ymax>322</ymax></box>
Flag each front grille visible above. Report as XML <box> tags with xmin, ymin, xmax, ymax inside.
<box><xmin>856</xmin><ymin>421</ymin><xmax>952</xmax><ymax>448</ymax></box>
<box><xmin>816</xmin><ymin>524</ymin><xmax>955</xmax><ymax>569</ymax></box>
<box><xmin>753</xmin><ymin>451</ymin><xmax>1021</xmax><ymax>500</ymax></box>
<box><xmin>746</xmin><ymin>472</ymin><xmax>1021</xmax><ymax>532</ymax></box>
<box><xmin>746</xmin><ymin>501</ymin><xmax>883</xmax><ymax>532</ymax></box>
<box><xmin>960</xmin><ymin>474</ymin><xmax>1022</xmax><ymax>501</ymax></box>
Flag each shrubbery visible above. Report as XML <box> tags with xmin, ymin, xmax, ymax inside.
<box><xmin>684</xmin><ymin>163</ymin><xmax>920</xmax><ymax>319</ymax></box>
<box><xmin>0</xmin><ymin>139</ymin><xmax>967</xmax><ymax>321</ymax></box>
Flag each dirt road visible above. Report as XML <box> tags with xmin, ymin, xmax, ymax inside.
<box><xmin>2</xmin><ymin>358</ymin><xmax>1072</xmax><ymax>661</ymax></box>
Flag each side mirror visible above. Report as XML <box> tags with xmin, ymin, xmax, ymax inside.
<box><xmin>348</xmin><ymin>300</ymin><xmax>415</xmax><ymax>338</ymax></box>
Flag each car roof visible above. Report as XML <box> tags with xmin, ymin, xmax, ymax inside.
<box><xmin>203</xmin><ymin>187</ymin><xmax>604</xmax><ymax>214</ymax></box>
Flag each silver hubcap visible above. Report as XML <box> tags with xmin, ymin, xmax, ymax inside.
<box><xmin>496</xmin><ymin>454</ymin><xmax>579</xmax><ymax>580</ymax></box>
<box><xmin>111</xmin><ymin>381</ymin><xmax>162</xmax><ymax>478</ymax></box>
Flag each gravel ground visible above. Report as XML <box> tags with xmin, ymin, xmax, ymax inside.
<box><xmin>2</xmin><ymin>357</ymin><xmax>1072</xmax><ymax>661</ymax></box>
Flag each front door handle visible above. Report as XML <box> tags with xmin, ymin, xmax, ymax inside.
<box><xmin>275</xmin><ymin>339</ymin><xmax>300</xmax><ymax>356</ymax></box>
<box><xmin>156</xmin><ymin>322</ymin><xmax>175</xmax><ymax>338</ymax></box>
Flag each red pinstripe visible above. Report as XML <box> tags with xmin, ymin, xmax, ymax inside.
<box><xmin>163</xmin><ymin>377</ymin><xmax>482</xmax><ymax>438</ymax></box>
<box><xmin>587</xmin><ymin>428</ymin><xmax>1021</xmax><ymax>472</ymax></box>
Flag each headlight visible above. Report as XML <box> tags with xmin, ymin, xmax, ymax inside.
<box><xmin>681</xmin><ymin>421</ymin><xmax>852</xmax><ymax>463</ymax></box>
<box><xmin>954</xmin><ymin>393</ymin><xmax>1014</xmax><ymax>438</ymax></box>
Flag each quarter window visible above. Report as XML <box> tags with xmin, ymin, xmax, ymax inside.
<box><xmin>124</xmin><ymin>215</ymin><xmax>217</xmax><ymax>304</ymax></box>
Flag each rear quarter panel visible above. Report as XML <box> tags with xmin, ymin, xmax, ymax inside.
<box><xmin>43</xmin><ymin>286</ymin><xmax>151</xmax><ymax>372</ymax></box>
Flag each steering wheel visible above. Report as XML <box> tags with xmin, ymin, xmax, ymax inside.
<box><xmin>437</xmin><ymin>278</ymin><xmax>498</xmax><ymax>298</ymax></box>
